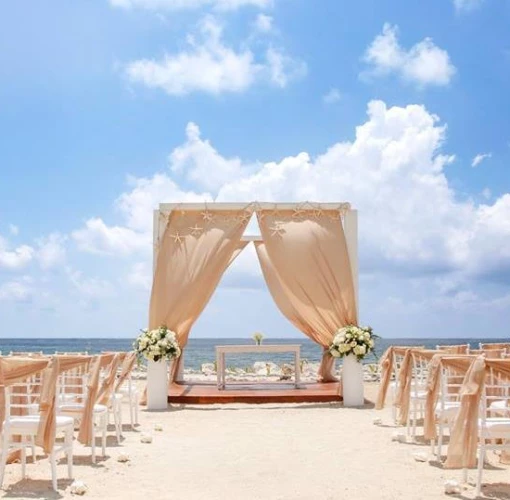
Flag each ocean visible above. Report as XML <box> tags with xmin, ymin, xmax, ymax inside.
<box><xmin>0</xmin><ymin>337</ymin><xmax>505</xmax><ymax>370</ymax></box>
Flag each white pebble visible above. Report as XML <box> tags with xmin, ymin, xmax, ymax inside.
<box><xmin>413</xmin><ymin>451</ymin><xmax>428</xmax><ymax>462</ymax></box>
<box><xmin>70</xmin><ymin>480</ymin><xmax>88</xmax><ymax>495</ymax></box>
<box><xmin>444</xmin><ymin>479</ymin><xmax>461</xmax><ymax>494</ymax></box>
<box><xmin>117</xmin><ymin>452</ymin><xmax>130</xmax><ymax>463</ymax></box>
<box><xmin>391</xmin><ymin>431</ymin><xmax>406</xmax><ymax>443</ymax></box>
<box><xmin>140</xmin><ymin>433</ymin><xmax>153</xmax><ymax>444</ymax></box>
<box><xmin>373</xmin><ymin>418</ymin><xmax>382</xmax><ymax>426</ymax></box>
<box><xmin>154</xmin><ymin>423</ymin><xmax>163</xmax><ymax>432</ymax></box>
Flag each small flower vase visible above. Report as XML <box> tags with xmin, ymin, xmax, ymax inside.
<box><xmin>147</xmin><ymin>359</ymin><xmax>168</xmax><ymax>411</ymax></box>
<box><xmin>342</xmin><ymin>354</ymin><xmax>364</xmax><ymax>407</ymax></box>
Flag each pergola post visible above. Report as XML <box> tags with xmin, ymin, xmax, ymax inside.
<box><xmin>343</xmin><ymin>209</ymin><xmax>359</xmax><ymax>321</ymax></box>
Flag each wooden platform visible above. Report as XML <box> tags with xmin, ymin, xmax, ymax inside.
<box><xmin>168</xmin><ymin>381</ymin><xmax>342</xmax><ymax>404</ymax></box>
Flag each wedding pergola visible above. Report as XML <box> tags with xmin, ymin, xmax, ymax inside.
<box><xmin>149</xmin><ymin>201</ymin><xmax>359</xmax><ymax>404</ymax></box>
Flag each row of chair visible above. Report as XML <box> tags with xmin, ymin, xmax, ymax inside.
<box><xmin>0</xmin><ymin>351</ymin><xmax>139</xmax><ymax>491</ymax></box>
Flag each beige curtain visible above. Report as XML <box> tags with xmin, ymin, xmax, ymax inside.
<box><xmin>149</xmin><ymin>209</ymin><xmax>251</xmax><ymax>382</ymax></box>
<box><xmin>255</xmin><ymin>209</ymin><xmax>357</xmax><ymax>383</ymax></box>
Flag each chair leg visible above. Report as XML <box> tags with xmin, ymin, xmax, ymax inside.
<box><xmin>50</xmin><ymin>450</ymin><xmax>57</xmax><ymax>491</ymax></box>
<box><xmin>66</xmin><ymin>427</ymin><xmax>73</xmax><ymax>480</ymax></box>
<box><xmin>462</xmin><ymin>467</ymin><xmax>468</xmax><ymax>484</ymax></box>
<box><xmin>91</xmin><ymin>419</ymin><xmax>96</xmax><ymax>464</ymax></box>
<box><xmin>21</xmin><ymin>445</ymin><xmax>26</xmax><ymax>479</ymax></box>
<box><xmin>476</xmin><ymin>444</ymin><xmax>485</xmax><ymax>497</ymax></box>
<box><xmin>437</xmin><ymin>422</ymin><xmax>444</xmax><ymax>461</ymax></box>
<box><xmin>113</xmin><ymin>405</ymin><xmax>121</xmax><ymax>442</ymax></box>
<box><xmin>0</xmin><ymin>432</ymin><xmax>7</xmax><ymax>488</ymax></box>
<box><xmin>129</xmin><ymin>398</ymin><xmax>135</xmax><ymax>429</ymax></box>
<box><xmin>135</xmin><ymin>395</ymin><xmax>139</xmax><ymax>425</ymax></box>
<box><xmin>101</xmin><ymin>415</ymin><xmax>107</xmax><ymax>457</ymax></box>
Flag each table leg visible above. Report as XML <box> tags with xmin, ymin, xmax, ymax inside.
<box><xmin>295</xmin><ymin>350</ymin><xmax>301</xmax><ymax>388</ymax></box>
<box><xmin>216</xmin><ymin>351</ymin><xmax>221</xmax><ymax>390</ymax></box>
<box><xmin>222</xmin><ymin>353</ymin><xmax>226</xmax><ymax>389</ymax></box>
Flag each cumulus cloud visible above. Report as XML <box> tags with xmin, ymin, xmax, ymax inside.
<box><xmin>0</xmin><ymin>277</ymin><xmax>33</xmax><ymax>302</ymax></box>
<box><xmin>323</xmin><ymin>88</ymin><xmax>341</xmax><ymax>104</ymax></box>
<box><xmin>0</xmin><ymin>235</ymin><xmax>34</xmax><ymax>270</ymax></box>
<box><xmin>453</xmin><ymin>0</ymin><xmax>483</xmax><ymax>12</ymax></box>
<box><xmin>109</xmin><ymin>0</ymin><xmax>272</xmax><ymax>11</ymax></box>
<box><xmin>66</xmin><ymin>267</ymin><xmax>115</xmax><ymax>299</ymax></box>
<box><xmin>363</xmin><ymin>23</ymin><xmax>456</xmax><ymax>87</ymax></box>
<box><xmin>36</xmin><ymin>233</ymin><xmax>67</xmax><ymax>270</ymax></box>
<box><xmin>8</xmin><ymin>224</ymin><xmax>19</xmax><ymax>236</ymax></box>
<box><xmin>472</xmin><ymin>152</ymin><xmax>492</xmax><ymax>167</ymax></box>
<box><xmin>73</xmin><ymin>100</ymin><xmax>510</xmax><ymax>289</ymax></box>
<box><xmin>124</xmin><ymin>16</ymin><xmax>305</xmax><ymax>96</ymax></box>
<box><xmin>253</xmin><ymin>13</ymin><xmax>273</xmax><ymax>33</ymax></box>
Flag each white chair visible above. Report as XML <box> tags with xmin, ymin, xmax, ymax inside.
<box><xmin>467</xmin><ymin>372</ymin><xmax>510</xmax><ymax>496</ymax></box>
<box><xmin>57</xmin><ymin>371</ymin><xmax>108</xmax><ymax>464</ymax></box>
<box><xmin>0</xmin><ymin>381</ymin><xmax>74</xmax><ymax>491</ymax></box>
<box><xmin>432</xmin><ymin>365</ymin><xmax>463</xmax><ymax>460</ymax></box>
<box><xmin>407</xmin><ymin>353</ymin><xmax>429</xmax><ymax>438</ymax></box>
<box><xmin>390</xmin><ymin>352</ymin><xmax>406</xmax><ymax>424</ymax></box>
<box><xmin>116</xmin><ymin>370</ymin><xmax>139</xmax><ymax>429</ymax></box>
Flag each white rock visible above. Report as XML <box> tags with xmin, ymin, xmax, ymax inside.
<box><xmin>413</xmin><ymin>451</ymin><xmax>428</xmax><ymax>462</ymax></box>
<box><xmin>154</xmin><ymin>423</ymin><xmax>163</xmax><ymax>432</ymax></box>
<box><xmin>444</xmin><ymin>479</ymin><xmax>461</xmax><ymax>494</ymax></box>
<box><xmin>140</xmin><ymin>433</ymin><xmax>153</xmax><ymax>444</ymax></box>
<box><xmin>70</xmin><ymin>480</ymin><xmax>88</xmax><ymax>495</ymax></box>
<box><xmin>117</xmin><ymin>452</ymin><xmax>130</xmax><ymax>463</ymax></box>
<box><xmin>391</xmin><ymin>431</ymin><xmax>406</xmax><ymax>443</ymax></box>
<box><xmin>373</xmin><ymin>418</ymin><xmax>382</xmax><ymax>426</ymax></box>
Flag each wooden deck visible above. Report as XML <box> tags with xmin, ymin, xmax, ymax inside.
<box><xmin>168</xmin><ymin>381</ymin><xmax>342</xmax><ymax>404</ymax></box>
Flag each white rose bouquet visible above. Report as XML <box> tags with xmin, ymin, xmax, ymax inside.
<box><xmin>133</xmin><ymin>326</ymin><xmax>181</xmax><ymax>362</ymax></box>
<box><xmin>329</xmin><ymin>325</ymin><xmax>376</xmax><ymax>362</ymax></box>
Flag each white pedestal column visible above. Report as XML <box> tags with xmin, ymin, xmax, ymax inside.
<box><xmin>342</xmin><ymin>354</ymin><xmax>364</xmax><ymax>407</ymax></box>
<box><xmin>147</xmin><ymin>360</ymin><xmax>168</xmax><ymax>411</ymax></box>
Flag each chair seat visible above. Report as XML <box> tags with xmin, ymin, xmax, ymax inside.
<box><xmin>411</xmin><ymin>390</ymin><xmax>427</xmax><ymax>400</ymax></box>
<box><xmin>489</xmin><ymin>400</ymin><xmax>510</xmax><ymax>413</ymax></box>
<box><xmin>9</xmin><ymin>415</ymin><xmax>74</xmax><ymax>430</ymax></box>
<box><xmin>479</xmin><ymin>417</ymin><xmax>510</xmax><ymax>437</ymax></box>
<box><xmin>435</xmin><ymin>401</ymin><xmax>460</xmax><ymax>421</ymax></box>
<box><xmin>59</xmin><ymin>403</ymin><xmax>107</xmax><ymax>414</ymax></box>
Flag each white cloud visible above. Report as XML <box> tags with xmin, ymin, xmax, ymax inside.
<box><xmin>363</xmin><ymin>23</ymin><xmax>456</xmax><ymax>87</ymax></box>
<box><xmin>124</xmin><ymin>17</ymin><xmax>305</xmax><ymax>96</ymax></box>
<box><xmin>170</xmin><ymin>122</ymin><xmax>252</xmax><ymax>190</ymax></box>
<box><xmin>0</xmin><ymin>277</ymin><xmax>33</xmax><ymax>302</ymax></box>
<box><xmin>72</xmin><ymin>218</ymin><xmax>147</xmax><ymax>256</ymax></box>
<box><xmin>454</xmin><ymin>0</ymin><xmax>483</xmax><ymax>12</ymax></box>
<box><xmin>472</xmin><ymin>152</ymin><xmax>492</xmax><ymax>167</ymax></box>
<box><xmin>66</xmin><ymin>267</ymin><xmax>115</xmax><ymax>299</ymax></box>
<box><xmin>323</xmin><ymin>88</ymin><xmax>341</xmax><ymax>104</ymax></box>
<box><xmin>36</xmin><ymin>233</ymin><xmax>67</xmax><ymax>270</ymax></box>
<box><xmin>253</xmin><ymin>13</ymin><xmax>273</xmax><ymax>33</ymax></box>
<box><xmin>8</xmin><ymin>224</ymin><xmax>19</xmax><ymax>236</ymax></box>
<box><xmin>482</xmin><ymin>187</ymin><xmax>492</xmax><ymax>200</ymax></box>
<box><xmin>0</xmin><ymin>236</ymin><xmax>34</xmax><ymax>270</ymax></box>
<box><xmin>128</xmin><ymin>261</ymin><xmax>152</xmax><ymax>290</ymax></box>
<box><xmin>110</xmin><ymin>0</ymin><xmax>272</xmax><ymax>11</ymax></box>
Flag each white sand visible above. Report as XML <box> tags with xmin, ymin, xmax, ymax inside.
<box><xmin>2</xmin><ymin>384</ymin><xmax>509</xmax><ymax>499</ymax></box>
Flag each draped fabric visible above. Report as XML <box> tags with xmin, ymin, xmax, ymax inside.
<box><xmin>480</xmin><ymin>343</ymin><xmax>510</xmax><ymax>351</ymax></box>
<box><xmin>115</xmin><ymin>352</ymin><xmax>137</xmax><ymax>392</ymax></box>
<box><xmin>255</xmin><ymin>209</ymin><xmax>357</xmax><ymax>382</ymax></box>
<box><xmin>436</xmin><ymin>344</ymin><xmax>470</xmax><ymax>354</ymax></box>
<box><xmin>375</xmin><ymin>346</ymin><xmax>424</xmax><ymax>410</ymax></box>
<box><xmin>149</xmin><ymin>209</ymin><xmax>251</xmax><ymax>382</ymax></box>
<box><xmin>36</xmin><ymin>355</ymin><xmax>93</xmax><ymax>453</ymax></box>
<box><xmin>78</xmin><ymin>356</ymin><xmax>102</xmax><ymax>446</ymax></box>
<box><xmin>423</xmin><ymin>355</ymin><xmax>476</xmax><ymax>441</ymax></box>
<box><xmin>98</xmin><ymin>353</ymin><xmax>122</xmax><ymax>405</ymax></box>
<box><xmin>444</xmin><ymin>356</ymin><xmax>486</xmax><ymax>469</ymax></box>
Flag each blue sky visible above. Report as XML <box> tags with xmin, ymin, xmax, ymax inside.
<box><xmin>1</xmin><ymin>0</ymin><xmax>509</xmax><ymax>339</ymax></box>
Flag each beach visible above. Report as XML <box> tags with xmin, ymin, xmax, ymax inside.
<box><xmin>2</xmin><ymin>382</ymin><xmax>509</xmax><ymax>499</ymax></box>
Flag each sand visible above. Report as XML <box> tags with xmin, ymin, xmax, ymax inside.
<box><xmin>1</xmin><ymin>383</ymin><xmax>509</xmax><ymax>499</ymax></box>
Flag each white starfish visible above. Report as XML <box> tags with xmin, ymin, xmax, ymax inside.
<box><xmin>171</xmin><ymin>232</ymin><xmax>183</xmax><ymax>244</ymax></box>
<box><xmin>269</xmin><ymin>223</ymin><xmax>285</xmax><ymax>237</ymax></box>
<box><xmin>189</xmin><ymin>224</ymin><xmax>202</xmax><ymax>236</ymax></box>
<box><xmin>201</xmin><ymin>210</ymin><xmax>213</xmax><ymax>222</ymax></box>
<box><xmin>238</xmin><ymin>211</ymin><xmax>252</xmax><ymax>224</ymax></box>
<box><xmin>313</xmin><ymin>208</ymin><xmax>323</xmax><ymax>218</ymax></box>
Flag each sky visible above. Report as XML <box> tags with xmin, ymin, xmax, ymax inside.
<box><xmin>0</xmin><ymin>0</ymin><xmax>509</xmax><ymax>339</ymax></box>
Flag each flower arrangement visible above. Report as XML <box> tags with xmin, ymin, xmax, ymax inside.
<box><xmin>133</xmin><ymin>326</ymin><xmax>181</xmax><ymax>362</ymax></box>
<box><xmin>328</xmin><ymin>325</ymin><xmax>376</xmax><ymax>362</ymax></box>
<box><xmin>252</xmin><ymin>332</ymin><xmax>264</xmax><ymax>345</ymax></box>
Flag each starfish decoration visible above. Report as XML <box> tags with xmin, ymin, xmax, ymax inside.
<box><xmin>238</xmin><ymin>211</ymin><xmax>252</xmax><ymax>224</ymax></box>
<box><xmin>201</xmin><ymin>210</ymin><xmax>213</xmax><ymax>223</ymax></box>
<box><xmin>170</xmin><ymin>232</ymin><xmax>183</xmax><ymax>244</ymax></box>
<box><xmin>292</xmin><ymin>208</ymin><xmax>304</xmax><ymax>219</ymax></box>
<box><xmin>329</xmin><ymin>210</ymin><xmax>341</xmax><ymax>221</ymax></box>
<box><xmin>313</xmin><ymin>208</ymin><xmax>323</xmax><ymax>219</ymax></box>
<box><xmin>189</xmin><ymin>224</ymin><xmax>202</xmax><ymax>236</ymax></box>
<box><xmin>269</xmin><ymin>223</ymin><xmax>285</xmax><ymax>237</ymax></box>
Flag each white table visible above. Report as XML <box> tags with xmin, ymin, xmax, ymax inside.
<box><xmin>216</xmin><ymin>344</ymin><xmax>301</xmax><ymax>389</ymax></box>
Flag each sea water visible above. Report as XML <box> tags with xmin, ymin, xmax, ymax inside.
<box><xmin>0</xmin><ymin>337</ymin><xmax>504</xmax><ymax>370</ymax></box>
